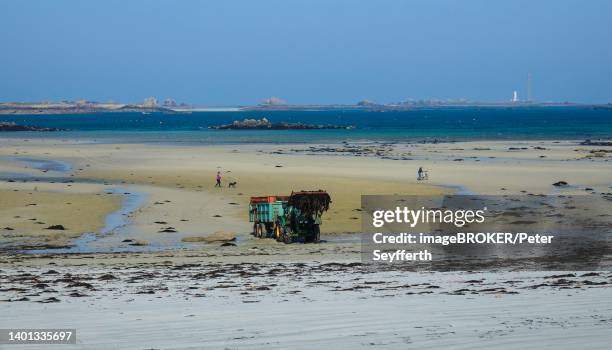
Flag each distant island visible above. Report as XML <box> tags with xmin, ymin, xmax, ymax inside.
<box><xmin>242</xmin><ymin>99</ymin><xmax>611</xmax><ymax>112</ymax></box>
<box><xmin>209</xmin><ymin>118</ymin><xmax>354</xmax><ymax>130</ymax></box>
<box><xmin>0</xmin><ymin>121</ymin><xmax>62</xmax><ymax>132</ymax></box>
<box><xmin>0</xmin><ymin>99</ymin><xmax>176</xmax><ymax>115</ymax></box>
<box><xmin>1</xmin><ymin>97</ymin><xmax>611</xmax><ymax>115</ymax></box>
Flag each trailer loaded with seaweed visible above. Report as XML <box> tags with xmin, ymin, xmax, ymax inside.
<box><xmin>249</xmin><ymin>190</ymin><xmax>331</xmax><ymax>243</ymax></box>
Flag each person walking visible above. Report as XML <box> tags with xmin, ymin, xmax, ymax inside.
<box><xmin>417</xmin><ymin>167</ymin><xmax>423</xmax><ymax>180</ymax></box>
<box><xmin>215</xmin><ymin>171</ymin><xmax>222</xmax><ymax>187</ymax></box>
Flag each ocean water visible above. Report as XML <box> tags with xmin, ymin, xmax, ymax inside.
<box><xmin>1</xmin><ymin>107</ymin><xmax>611</xmax><ymax>144</ymax></box>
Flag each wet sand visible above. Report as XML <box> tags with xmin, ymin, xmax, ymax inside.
<box><xmin>0</xmin><ymin>185</ymin><xmax>121</xmax><ymax>250</ymax></box>
<box><xmin>1</xmin><ymin>138</ymin><xmax>611</xmax><ymax>251</ymax></box>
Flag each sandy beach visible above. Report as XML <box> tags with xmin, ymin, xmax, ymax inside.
<box><xmin>2</xmin><ymin>251</ymin><xmax>611</xmax><ymax>349</ymax></box>
<box><xmin>1</xmin><ymin>138</ymin><xmax>610</xmax><ymax>249</ymax></box>
<box><xmin>3</xmin><ymin>0</ymin><xmax>612</xmax><ymax>347</ymax></box>
<box><xmin>1</xmin><ymin>136</ymin><xmax>611</xmax><ymax>348</ymax></box>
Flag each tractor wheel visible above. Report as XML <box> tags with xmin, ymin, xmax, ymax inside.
<box><xmin>259</xmin><ymin>223</ymin><xmax>266</xmax><ymax>238</ymax></box>
<box><xmin>276</xmin><ymin>227</ymin><xmax>283</xmax><ymax>242</ymax></box>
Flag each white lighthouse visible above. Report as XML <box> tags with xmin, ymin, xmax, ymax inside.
<box><xmin>512</xmin><ymin>90</ymin><xmax>519</xmax><ymax>102</ymax></box>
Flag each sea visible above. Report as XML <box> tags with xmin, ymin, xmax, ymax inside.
<box><xmin>1</xmin><ymin>106</ymin><xmax>611</xmax><ymax>144</ymax></box>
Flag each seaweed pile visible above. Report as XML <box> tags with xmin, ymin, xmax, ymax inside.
<box><xmin>288</xmin><ymin>190</ymin><xmax>332</xmax><ymax>217</ymax></box>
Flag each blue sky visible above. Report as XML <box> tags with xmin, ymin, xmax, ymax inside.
<box><xmin>1</xmin><ymin>0</ymin><xmax>611</xmax><ymax>105</ymax></box>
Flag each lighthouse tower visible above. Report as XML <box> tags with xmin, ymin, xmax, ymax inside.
<box><xmin>512</xmin><ymin>90</ymin><xmax>519</xmax><ymax>102</ymax></box>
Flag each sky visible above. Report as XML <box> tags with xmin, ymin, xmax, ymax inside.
<box><xmin>0</xmin><ymin>0</ymin><xmax>611</xmax><ymax>105</ymax></box>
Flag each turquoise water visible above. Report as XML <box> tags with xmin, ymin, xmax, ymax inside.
<box><xmin>1</xmin><ymin>107</ymin><xmax>610</xmax><ymax>143</ymax></box>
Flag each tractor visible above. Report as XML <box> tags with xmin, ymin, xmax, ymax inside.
<box><xmin>249</xmin><ymin>190</ymin><xmax>331</xmax><ymax>243</ymax></box>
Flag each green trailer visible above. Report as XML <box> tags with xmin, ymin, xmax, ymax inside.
<box><xmin>249</xmin><ymin>191</ymin><xmax>331</xmax><ymax>243</ymax></box>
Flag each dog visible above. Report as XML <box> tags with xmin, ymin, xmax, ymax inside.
<box><xmin>228</xmin><ymin>181</ymin><xmax>237</xmax><ymax>188</ymax></box>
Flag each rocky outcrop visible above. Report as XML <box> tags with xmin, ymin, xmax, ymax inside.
<box><xmin>0</xmin><ymin>122</ymin><xmax>62</xmax><ymax>131</ymax></box>
<box><xmin>209</xmin><ymin>118</ymin><xmax>353</xmax><ymax>130</ymax></box>
<box><xmin>580</xmin><ymin>139</ymin><xmax>612</xmax><ymax>146</ymax></box>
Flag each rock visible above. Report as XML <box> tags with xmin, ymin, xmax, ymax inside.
<box><xmin>205</xmin><ymin>231</ymin><xmax>236</xmax><ymax>242</ymax></box>
<box><xmin>220</xmin><ymin>242</ymin><xmax>237</xmax><ymax>247</ymax></box>
<box><xmin>552</xmin><ymin>181</ymin><xmax>568</xmax><ymax>187</ymax></box>
<box><xmin>209</xmin><ymin>118</ymin><xmax>353</xmax><ymax>130</ymax></box>
<box><xmin>0</xmin><ymin>121</ymin><xmax>62</xmax><ymax>132</ymax></box>
<box><xmin>128</xmin><ymin>240</ymin><xmax>149</xmax><ymax>246</ymax></box>
<box><xmin>46</xmin><ymin>224</ymin><xmax>67</xmax><ymax>230</ymax></box>
<box><xmin>580</xmin><ymin>139</ymin><xmax>612</xmax><ymax>146</ymax></box>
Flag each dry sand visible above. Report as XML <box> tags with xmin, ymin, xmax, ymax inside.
<box><xmin>3</xmin><ymin>286</ymin><xmax>610</xmax><ymax>349</ymax></box>
<box><xmin>1</xmin><ymin>252</ymin><xmax>611</xmax><ymax>349</ymax></box>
